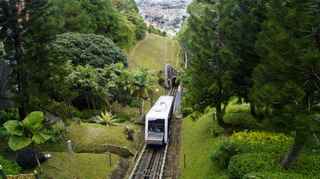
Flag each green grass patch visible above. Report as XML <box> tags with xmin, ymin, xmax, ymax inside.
<box><xmin>180</xmin><ymin>112</ymin><xmax>228</xmax><ymax>179</ymax></box>
<box><xmin>128</xmin><ymin>33</ymin><xmax>181</xmax><ymax>71</ymax></box>
<box><xmin>39</xmin><ymin>152</ymin><xmax>119</xmax><ymax>179</ymax></box>
<box><xmin>67</xmin><ymin>122</ymin><xmax>139</xmax><ymax>153</ymax></box>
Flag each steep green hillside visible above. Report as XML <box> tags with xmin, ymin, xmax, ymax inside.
<box><xmin>129</xmin><ymin>34</ymin><xmax>181</xmax><ymax>71</ymax></box>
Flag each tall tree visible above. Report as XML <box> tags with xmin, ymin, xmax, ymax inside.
<box><xmin>219</xmin><ymin>0</ymin><xmax>268</xmax><ymax>116</ymax></box>
<box><xmin>252</xmin><ymin>0</ymin><xmax>320</xmax><ymax>168</ymax></box>
<box><xmin>180</xmin><ymin>1</ymin><xmax>239</xmax><ymax>129</ymax></box>
<box><xmin>0</xmin><ymin>0</ymin><xmax>48</xmax><ymax>119</ymax></box>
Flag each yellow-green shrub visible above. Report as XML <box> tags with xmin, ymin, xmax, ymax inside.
<box><xmin>211</xmin><ymin>131</ymin><xmax>292</xmax><ymax>169</ymax></box>
<box><xmin>230</xmin><ymin>131</ymin><xmax>293</xmax><ymax>153</ymax></box>
<box><xmin>232</xmin><ymin>131</ymin><xmax>291</xmax><ymax>143</ymax></box>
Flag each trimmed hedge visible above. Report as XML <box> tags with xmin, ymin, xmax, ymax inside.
<box><xmin>228</xmin><ymin>153</ymin><xmax>320</xmax><ymax>179</ymax></box>
<box><xmin>243</xmin><ymin>172</ymin><xmax>309</xmax><ymax>179</ymax></box>
<box><xmin>211</xmin><ymin>131</ymin><xmax>292</xmax><ymax>169</ymax></box>
<box><xmin>228</xmin><ymin>153</ymin><xmax>280</xmax><ymax>178</ymax></box>
<box><xmin>289</xmin><ymin>154</ymin><xmax>320</xmax><ymax>176</ymax></box>
<box><xmin>0</xmin><ymin>155</ymin><xmax>21</xmax><ymax>175</ymax></box>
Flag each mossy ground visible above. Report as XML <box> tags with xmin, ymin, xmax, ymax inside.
<box><xmin>67</xmin><ymin>122</ymin><xmax>140</xmax><ymax>153</ymax></box>
<box><xmin>38</xmin><ymin>152</ymin><xmax>119</xmax><ymax>179</ymax></box>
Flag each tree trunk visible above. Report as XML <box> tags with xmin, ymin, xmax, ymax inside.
<box><xmin>215</xmin><ymin>102</ymin><xmax>230</xmax><ymax>129</ymax></box>
<box><xmin>139</xmin><ymin>99</ymin><xmax>145</xmax><ymax>116</ymax></box>
<box><xmin>250</xmin><ymin>103</ymin><xmax>258</xmax><ymax>117</ymax></box>
<box><xmin>104</xmin><ymin>98</ymin><xmax>112</xmax><ymax>113</ymax></box>
<box><xmin>15</xmin><ymin>29</ymin><xmax>28</xmax><ymax>120</ymax></box>
<box><xmin>281</xmin><ymin>130</ymin><xmax>308</xmax><ymax>169</ymax></box>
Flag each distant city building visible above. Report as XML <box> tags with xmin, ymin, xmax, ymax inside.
<box><xmin>136</xmin><ymin>0</ymin><xmax>192</xmax><ymax>35</ymax></box>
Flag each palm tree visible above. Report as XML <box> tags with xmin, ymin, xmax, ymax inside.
<box><xmin>129</xmin><ymin>68</ymin><xmax>156</xmax><ymax>116</ymax></box>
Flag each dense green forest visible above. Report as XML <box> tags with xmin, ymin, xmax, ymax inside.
<box><xmin>179</xmin><ymin>0</ymin><xmax>320</xmax><ymax>178</ymax></box>
<box><xmin>0</xmin><ymin>0</ymin><xmax>158</xmax><ymax>177</ymax></box>
<box><xmin>0</xmin><ymin>0</ymin><xmax>152</xmax><ymax>121</ymax></box>
<box><xmin>1</xmin><ymin>0</ymin><xmax>320</xmax><ymax>178</ymax></box>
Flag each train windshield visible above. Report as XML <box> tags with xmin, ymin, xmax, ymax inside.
<box><xmin>148</xmin><ymin>119</ymin><xmax>164</xmax><ymax>133</ymax></box>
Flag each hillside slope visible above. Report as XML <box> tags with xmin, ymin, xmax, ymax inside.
<box><xmin>128</xmin><ymin>33</ymin><xmax>181</xmax><ymax>71</ymax></box>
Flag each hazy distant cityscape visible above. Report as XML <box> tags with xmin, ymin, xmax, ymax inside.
<box><xmin>135</xmin><ymin>0</ymin><xmax>192</xmax><ymax>35</ymax></box>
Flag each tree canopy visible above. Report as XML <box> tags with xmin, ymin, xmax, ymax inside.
<box><xmin>50</xmin><ymin>33</ymin><xmax>128</xmax><ymax>68</ymax></box>
<box><xmin>180</xmin><ymin>0</ymin><xmax>320</xmax><ymax>168</ymax></box>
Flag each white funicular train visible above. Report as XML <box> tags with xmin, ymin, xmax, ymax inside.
<box><xmin>145</xmin><ymin>86</ymin><xmax>182</xmax><ymax>145</ymax></box>
<box><xmin>145</xmin><ymin>96</ymin><xmax>175</xmax><ymax>145</ymax></box>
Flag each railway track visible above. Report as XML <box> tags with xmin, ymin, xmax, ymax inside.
<box><xmin>129</xmin><ymin>87</ymin><xmax>178</xmax><ymax>179</ymax></box>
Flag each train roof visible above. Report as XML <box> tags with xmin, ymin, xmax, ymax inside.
<box><xmin>146</xmin><ymin>96</ymin><xmax>174</xmax><ymax>121</ymax></box>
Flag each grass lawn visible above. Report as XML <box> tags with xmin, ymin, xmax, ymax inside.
<box><xmin>67</xmin><ymin>122</ymin><xmax>140</xmax><ymax>153</ymax></box>
<box><xmin>39</xmin><ymin>152</ymin><xmax>119</xmax><ymax>179</ymax></box>
<box><xmin>180</xmin><ymin>112</ymin><xmax>228</xmax><ymax>179</ymax></box>
<box><xmin>128</xmin><ymin>33</ymin><xmax>181</xmax><ymax>71</ymax></box>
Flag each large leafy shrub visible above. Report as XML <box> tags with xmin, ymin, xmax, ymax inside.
<box><xmin>60</xmin><ymin>63</ymin><xmax>156</xmax><ymax>112</ymax></box>
<box><xmin>243</xmin><ymin>172</ymin><xmax>309</xmax><ymax>179</ymax></box>
<box><xmin>66</xmin><ymin>65</ymin><xmax>108</xmax><ymax>110</ymax></box>
<box><xmin>45</xmin><ymin>101</ymin><xmax>80</xmax><ymax>119</ymax></box>
<box><xmin>228</xmin><ymin>153</ymin><xmax>280</xmax><ymax>178</ymax></box>
<box><xmin>0</xmin><ymin>155</ymin><xmax>21</xmax><ymax>175</ymax></box>
<box><xmin>211</xmin><ymin>140</ymin><xmax>239</xmax><ymax>169</ymax></box>
<box><xmin>3</xmin><ymin>112</ymin><xmax>52</xmax><ymax>151</ymax></box>
<box><xmin>50</xmin><ymin>33</ymin><xmax>128</xmax><ymax>68</ymax></box>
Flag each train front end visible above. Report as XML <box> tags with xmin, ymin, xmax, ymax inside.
<box><xmin>145</xmin><ymin>96</ymin><xmax>174</xmax><ymax>146</ymax></box>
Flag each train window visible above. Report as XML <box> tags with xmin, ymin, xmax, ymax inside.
<box><xmin>148</xmin><ymin>119</ymin><xmax>164</xmax><ymax>133</ymax></box>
